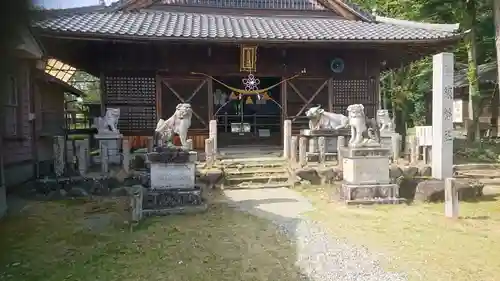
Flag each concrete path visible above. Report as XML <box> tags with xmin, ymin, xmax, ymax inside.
<box><xmin>223</xmin><ymin>188</ymin><xmax>407</xmax><ymax>281</ymax></box>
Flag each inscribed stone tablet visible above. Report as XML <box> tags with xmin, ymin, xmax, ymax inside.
<box><xmin>150</xmin><ymin>163</ymin><xmax>195</xmax><ymax>189</ymax></box>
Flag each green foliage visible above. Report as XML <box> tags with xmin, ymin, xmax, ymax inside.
<box><xmin>454</xmin><ymin>139</ymin><xmax>500</xmax><ymax>163</ymax></box>
<box><xmin>69</xmin><ymin>71</ymin><xmax>101</xmax><ymax>103</ymax></box>
<box><xmin>354</xmin><ymin>0</ymin><xmax>495</xmax><ymax>130</ymax></box>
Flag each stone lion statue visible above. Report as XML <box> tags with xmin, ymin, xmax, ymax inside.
<box><xmin>155</xmin><ymin>103</ymin><xmax>192</xmax><ymax>148</ymax></box>
<box><xmin>377</xmin><ymin>109</ymin><xmax>395</xmax><ymax>133</ymax></box>
<box><xmin>346</xmin><ymin>104</ymin><xmax>380</xmax><ymax>147</ymax></box>
<box><xmin>93</xmin><ymin>108</ymin><xmax>120</xmax><ymax>134</ymax></box>
<box><xmin>305</xmin><ymin>105</ymin><xmax>348</xmax><ymax>130</ymax></box>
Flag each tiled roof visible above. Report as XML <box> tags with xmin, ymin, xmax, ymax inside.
<box><xmin>33</xmin><ymin>10</ymin><xmax>460</xmax><ymax>42</ymax></box>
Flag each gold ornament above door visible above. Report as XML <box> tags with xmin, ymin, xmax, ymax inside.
<box><xmin>240</xmin><ymin>45</ymin><xmax>257</xmax><ymax>73</ymax></box>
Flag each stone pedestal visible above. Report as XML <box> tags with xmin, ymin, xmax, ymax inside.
<box><xmin>95</xmin><ymin>133</ymin><xmax>123</xmax><ymax>165</ymax></box>
<box><xmin>379</xmin><ymin>131</ymin><xmax>392</xmax><ymax>150</ymax></box>
<box><xmin>379</xmin><ymin>131</ymin><xmax>400</xmax><ymax>159</ymax></box>
<box><xmin>339</xmin><ymin>146</ymin><xmax>403</xmax><ymax>204</ymax></box>
<box><xmin>143</xmin><ymin>147</ymin><xmax>206</xmax><ymax>216</ymax></box>
<box><xmin>300</xmin><ymin>129</ymin><xmax>350</xmax><ymax>162</ymax></box>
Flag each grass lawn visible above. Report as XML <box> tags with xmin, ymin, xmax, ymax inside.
<box><xmin>299</xmin><ymin>185</ymin><xmax>500</xmax><ymax>281</ymax></box>
<box><xmin>0</xmin><ymin>197</ymin><xmax>304</xmax><ymax>281</ymax></box>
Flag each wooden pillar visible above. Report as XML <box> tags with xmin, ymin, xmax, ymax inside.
<box><xmin>155</xmin><ymin>75</ymin><xmax>163</xmax><ymax>120</ymax></box>
<box><xmin>327</xmin><ymin>78</ymin><xmax>334</xmax><ymax>112</ymax></box>
<box><xmin>281</xmin><ymin>79</ymin><xmax>288</xmax><ymax>144</ymax></box>
<box><xmin>147</xmin><ymin>137</ymin><xmax>154</xmax><ymax>153</ymax></box>
<box><xmin>99</xmin><ymin>72</ymin><xmax>106</xmax><ymax>116</ymax></box>
<box><xmin>207</xmin><ymin>78</ymin><xmax>214</xmax><ymax>119</ymax></box>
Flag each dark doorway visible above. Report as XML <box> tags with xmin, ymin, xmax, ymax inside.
<box><xmin>213</xmin><ymin>76</ymin><xmax>282</xmax><ymax>147</ymax></box>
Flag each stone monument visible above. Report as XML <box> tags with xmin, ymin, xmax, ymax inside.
<box><xmin>93</xmin><ymin>108</ymin><xmax>123</xmax><ymax>164</ymax></box>
<box><xmin>432</xmin><ymin>53</ymin><xmax>454</xmax><ymax>179</ymax></box>
<box><xmin>300</xmin><ymin>105</ymin><xmax>350</xmax><ymax>161</ymax></box>
<box><xmin>338</xmin><ymin>104</ymin><xmax>402</xmax><ymax>204</ymax></box>
<box><xmin>140</xmin><ymin>104</ymin><xmax>206</xmax><ymax>217</ymax></box>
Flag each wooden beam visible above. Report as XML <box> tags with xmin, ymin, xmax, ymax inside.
<box><xmin>295</xmin><ymin>79</ymin><xmax>328</xmax><ymax>117</ymax></box>
<box><xmin>161</xmin><ymin>78</ymin><xmax>208</xmax><ymax>127</ymax></box>
<box><xmin>99</xmin><ymin>72</ymin><xmax>106</xmax><ymax>115</ymax></box>
<box><xmin>155</xmin><ymin>74</ymin><xmax>162</xmax><ymax>119</ymax></box>
<box><xmin>328</xmin><ymin>78</ymin><xmax>334</xmax><ymax>112</ymax></box>
<box><xmin>288</xmin><ymin>81</ymin><xmax>308</xmax><ymax>103</ymax></box>
<box><xmin>282</xmin><ymin>78</ymin><xmax>288</xmax><ymax>119</ymax></box>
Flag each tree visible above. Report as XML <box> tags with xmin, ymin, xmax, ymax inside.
<box><xmin>494</xmin><ymin>0</ymin><xmax>500</xmax><ymax>125</ymax></box>
<box><xmin>356</xmin><ymin>0</ymin><xmax>495</xmax><ymax>141</ymax></box>
<box><xmin>70</xmin><ymin>71</ymin><xmax>101</xmax><ymax>104</ymax></box>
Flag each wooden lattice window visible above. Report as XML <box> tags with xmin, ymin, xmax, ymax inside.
<box><xmin>5</xmin><ymin>75</ymin><xmax>19</xmax><ymax>137</ymax></box>
<box><xmin>332</xmin><ymin>79</ymin><xmax>375</xmax><ymax>117</ymax></box>
<box><xmin>105</xmin><ymin>75</ymin><xmax>157</xmax><ymax>134</ymax></box>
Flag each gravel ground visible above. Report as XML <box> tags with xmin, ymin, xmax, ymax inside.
<box><xmin>223</xmin><ymin>188</ymin><xmax>407</xmax><ymax>281</ymax></box>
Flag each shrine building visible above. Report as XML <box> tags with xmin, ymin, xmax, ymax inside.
<box><xmin>32</xmin><ymin>0</ymin><xmax>461</xmax><ymax>149</ymax></box>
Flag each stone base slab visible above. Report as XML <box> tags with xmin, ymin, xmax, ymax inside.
<box><xmin>341</xmin><ymin>183</ymin><xmax>399</xmax><ymax>201</ymax></box>
<box><xmin>300</xmin><ymin>128</ymin><xmax>350</xmax><ymax>137</ymax></box>
<box><xmin>343</xmin><ymin>156</ymin><xmax>390</xmax><ymax>184</ymax></box>
<box><xmin>339</xmin><ymin>146</ymin><xmax>391</xmax><ymax>158</ymax></box>
<box><xmin>150</xmin><ymin>162</ymin><xmax>196</xmax><ymax>190</ymax></box>
<box><xmin>147</xmin><ymin>150</ymin><xmax>197</xmax><ymax>163</ymax></box>
<box><xmin>143</xmin><ymin>186</ymin><xmax>204</xmax><ymax>210</ymax></box>
<box><xmin>306</xmin><ymin>152</ymin><xmax>337</xmax><ymax>162</ymax></box>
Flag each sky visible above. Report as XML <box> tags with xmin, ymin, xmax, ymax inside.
<box><xmin>34</xmin><ymin>0</ymin><xmax>117</xmax><ymax>9</ymax></box>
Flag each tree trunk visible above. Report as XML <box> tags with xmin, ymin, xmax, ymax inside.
<box><xmin>493</xmin><ymin>0</ymin><xmax>500</xmax><ymax>137</ymax></box>
<box><xmin>464</xmin><ymin>0</ymin><xmax>481</xmax><ymax>141</ymax></box>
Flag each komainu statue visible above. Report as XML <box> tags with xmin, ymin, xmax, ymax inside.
<box><xmin>376</xmin><ymin>109</ymin><xmax>395</xmax><ymax>133</ymax></box>
<box><xmin>346</xmin><ymin>104</ymin><xmax>380</xmax><ymax>147</ymax></box>
<box><xmin>305</xmin><ymin>105</ymin><xmax>348</xmax><ymax>130</ymax></box>
<box><xmin>93</xmin><ymin>108</ymin><xmax>120</xmax><ymax>134</ymax></box>
<box><xmin>155</xmin><ymin>103</ymin><xmax>193</xmax><ymax>148</ymax></box>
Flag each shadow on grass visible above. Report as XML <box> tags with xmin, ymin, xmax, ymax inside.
<box><xmin>461</xmin><ymin>194</ymin><xmax>499</xmax><ymax>203</ymax></box>
<box><xmin>0</xmin><ymin>191</ymin><xmax>311</xmax><ymax>281</ymax></box>
<box><xmin>459</xmin><ymin>215</ymin><xmax>491</xmax><ymax>220</ymax></box>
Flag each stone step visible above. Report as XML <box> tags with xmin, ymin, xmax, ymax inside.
<box><xmin>223</xmin><ymin>182</ymin><xmax>293</xmax><ymax>190</ymax></box>
<box><xmin>224</xmin><ymin>167</ymin><xmax>288</xmax><ymax>176</ymax></box>
<box><xmin>225</xmin><ymin>173</ymin><xmax>290</xmax><ymax>185</ymax></box>
<box><xmin>222</xmin><ymin>162</ymin><xmax>287</xmax><ymax>170</ymax></box>
<box><xmin>220</xmin><ymin>157</ymin><xmax>285</xmax><ymax>165</ymax></box>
